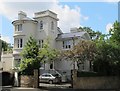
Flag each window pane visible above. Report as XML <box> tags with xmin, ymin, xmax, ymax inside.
<box><xmin>63</xmin><ymin>40</ymin><xmax>71</xmax><ymax>49</ymax></box>
<box><xmin>20</xmin><ymin>39</ymin><xmax>23</xmax><ymax>48</ymax></box>
<box><xmin>40</xmin><ymin>21</ymin><xmax>43</xmax><ymax>29</ymax></box>
<box><xmin>63</xmin><ymin>41</ymin><xmax>64</xmax><ymax>48</ymax></box>
<box><xmin>42</xmin><ymin>40</ymin><xmax>44</xmax><ymax>48</ymax></box>
<box><xmin>39</xmin><ymin>40</ymin><xmax>44</xmax><ymax>48</ymax></box>
<box><xmin>18</xmin><ymin>24</ymin><xmax>22</xmax><ymax>31</ymax></box>
<box><xmin>15</xmin><ymin>25</ymin><xmax>18</xmax><ymax>31</ymax></box>
<box><xmin>51</xmin><ymin>21</ymin><xmax>54</xmax><ymax>30</ymax></box>
<box><xmin>39</xmin><ymin>40</ymin><xmax>41</xmax><ymax>48</ymax></box>
<box><xmin>17</xmin><ymin>39</ymin><xmax>19</xmax><ymax>48</ymax></box>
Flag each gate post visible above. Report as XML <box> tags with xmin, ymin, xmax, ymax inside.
<box><xmin>72</xmin><ymin>69</ymin><xmax>77</xmax><ymax>88</ymax></box>
<box><xmin>33</xmin><ymin>69</ymin><xmax>39</xmax><ymax>88</ymax></box>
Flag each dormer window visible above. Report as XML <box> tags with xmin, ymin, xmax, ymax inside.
<box><xmin>51</xmin><ymin>21</ymin><xmax>54</xmax><ymax>30</ymax></box>
<box><xmin>40</xmin><ymin>21</ymin><xmax>43</xmax><ymax>29</ymax></box>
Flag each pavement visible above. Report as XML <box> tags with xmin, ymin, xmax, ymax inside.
<box><xmin>1</xmin><ymin>87</ymin><xmax>117</xmax><ymax>91</ymax></box>
<box><xmin>39</xmin><ymin>83</ymin><xmax>71</xmax><ymax>88</ymax></box>
<box><xmin>0</xmin><ymin>84</ymin><xmax>118</xmax><ymax>91</ymax></box>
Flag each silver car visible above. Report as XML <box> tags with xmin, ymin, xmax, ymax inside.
<box><xmin>39</xmin><ymin>73</ymin><xmax>61</xmax><ymax>84</ymax></box>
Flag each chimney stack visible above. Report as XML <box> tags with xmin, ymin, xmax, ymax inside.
<box><xmin>18</xmin><ymin>11</ymin><xmax>27</xmax><ymax>20</ymax></box>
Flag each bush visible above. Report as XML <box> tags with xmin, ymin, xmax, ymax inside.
<box><xmin>77</xmin><ymin>71</ymin><xmax>99</xmax><ymax>77</ymax></box>
<box><xmin>93</xmin><ymin>59</ymin><xmax>120</xmax><ymax>76</ymax></box>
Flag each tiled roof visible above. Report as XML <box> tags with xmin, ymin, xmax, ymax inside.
<box><xmin>56</xmin><ymin>31</ymin><xmax>87</xmax><ymax>40</ymax></box>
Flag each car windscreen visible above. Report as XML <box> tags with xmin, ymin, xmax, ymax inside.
<box><xmin>52</xmin><ymin>74</ymin><xmax>60</xmax><ymax>77</ymax></box>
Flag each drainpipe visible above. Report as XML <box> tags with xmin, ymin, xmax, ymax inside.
<box><xmin>72</xmin><ymin>35</ymin><xmax>76</xmax><ymax>70</ymax></box>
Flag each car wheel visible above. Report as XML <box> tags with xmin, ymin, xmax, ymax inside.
<box><xmin>49</xmin><ymin>80</ymin><xmax>53</xmax><ymax>84</ymax></box>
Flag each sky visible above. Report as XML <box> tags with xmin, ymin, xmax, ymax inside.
<box><xmin>0</xmin><ymin>0</ymin><xmax>118</xmax><ymax>44</ymax></box>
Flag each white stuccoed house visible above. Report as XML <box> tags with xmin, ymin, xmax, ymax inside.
<box><xmin>1</xmin><ymin>10</ymin><xmax>91</xmax><ymax>80</ymax></box>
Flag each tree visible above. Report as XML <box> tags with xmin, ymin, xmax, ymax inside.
<box><xmin>20</xmin><ymin>36</ymin><xmax>40</xmax><ymax>75</ymax></box>
<box><xmin>0</xmin><ymin>39</ymin><xmax>8</xmax><ymax>51</ymax></box>
<box><xmin>94</xmin><ymin>38</ymin><xmax>120</xmax><ymax>75</ymax></box>
<box><xmin>109</xmin><ymin>21</ymin><xmax>120</xmax><ymax>47</ymax></box>
<box><xmin>20</xmin><ymin>37</ymin><xmax>59</xmax><ymax>75</ymax></box>
<box><xmin>38</xmin><ymin>40</ymin><xmax>60</xmax><ymax>69</ymax></box>
<box><xmin>93</xmin><ymin>21</ymin><xmax>120</xmax><ymax>75</ymax></box>
<box><xmin>79</xmin><ymin>27</ymin><xmax>102</xmax><ymax>40</ymax></box>
<box><xmin>0</xmin><ymin>39</ymin><xmax>10</xmax><ymax>61</ymax></box>
<box><xmin>63</xmin><ymin>40</ymin><xmax>96</xmax><ymax>70</ymax></box>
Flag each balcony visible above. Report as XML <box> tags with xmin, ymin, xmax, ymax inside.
<box><xmin>14</xmin><ymin>31</ymin><xmax>25</xmax><ymax>37</ymax></box>
<box><xmin>13</xmin><ymin>48</ymin><xmax>23</xmax><ymax>55</ymax></box>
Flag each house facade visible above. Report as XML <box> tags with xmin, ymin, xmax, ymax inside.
<box><xmin>1</xmin><ymin>10</ymin><xmax>91</xmax><ymax>77</ymax></box>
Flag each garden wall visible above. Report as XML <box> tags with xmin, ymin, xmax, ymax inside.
<box><xmin>20</xmin><ymin>75</ymin><xmax>34</xmax><ymax>87</ymax></box>
<box><xmin>73</xmin><ymin>70</ymin><xmax>120</xmax><ymax>90</ymax></box>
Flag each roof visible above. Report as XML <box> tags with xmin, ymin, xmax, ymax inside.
<box><xmin>35</xmin><ymin>10</ymin><xmax>57</xmax><ymax>15</ymax></box>
<box><xmin>56</xmin><ymin>31</ymin><xmax>88</xmax><ymax>40</ymax></box>
<box><xmin>12</xmin><ymin>17</ymin><xmax>38</xmax><ymax>24</ymax></box>
<box><xmin>22</xmin><ymin>17</ymin><xmax>33</xmax><ymax>20</ymax></box>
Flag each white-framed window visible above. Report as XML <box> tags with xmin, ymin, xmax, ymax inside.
<box><xmin>16</xmin><ymin>38</ymin><xmax>23</xmax><ymax>48</ymax></box>
<box><xmin>51</xmin><ymin>21</ymin><xmax>54</xmax><ymax>30</ymax></box>
<box><xmin>15</xmin><ymin>24</ymin><xmax>22</xmax><ymax>31</ymax></box>
<box><xmin>38</xmin><ymin>40</ymin><xmax>44</xmax><ymax>48</ymax></box>
<box><xmin>63</xmin><ymin>40</ymin><xmax>71</xmax><ymax>49</ymax></box>
<box><xmin>40</xmin><ymin>21</ymin><xmax>43</xmax><ymax>29</ymax></box>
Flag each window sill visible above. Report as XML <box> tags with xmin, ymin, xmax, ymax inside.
<box><xmin>14</xmin><ymin>48</ymin><xmax>23</xmax><ymax>50</ymax></box>
<box><xmin>39</xmin><ymin>29</ymin><xmax>44</xmax><ymax>31</ymax></box>
<box><xmin>15</xmin><ymin>31</ymin><xmax>23</xmax><ymax>32</ymax></box>
<box><xmin>62</xmin><ymin>48</ymin><xmax>70</xmax><ymax>50</ymax></box>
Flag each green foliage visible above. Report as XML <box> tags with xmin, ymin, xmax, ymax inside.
<box><xmin>93</xmin><ymin>21</ymin><xmax>120</xmax><ymax>76</ymax></box>
<box><xmin>63</xmin><ymin>40</ymin><xmax>96</xmax><ymax>70</ymax></box>
<box><xmin>38</xmin><ymin>41</ymin><xmax>59</xmax><ymax>64</ymax></box>
<box><xmin>77</xmin><ymin>71</ymin><xmax>99</xmax><ymax>77</ymax></box>
<box><xmin>0</xmin><ymin>39</ymin><xmax>8</xmax><ymax>51</ymax></box>
<box><xmin>110</xmin><ymin>21</ymin><xmax>120</xmax><ymax>45</ymax></box>
<box><xmin>79</xmin><ymin>27</ymin><xmax>102</xmax><ymax>40</ymax></box>
<box><xmin>20</xmin><ymin>36</ymin><xmax>39</xmax><ymax>75</ymax></box>
<box><xmin>93</xmin><ymin>41</ymin><xmax>120</xmax><ymax>75</ymax></box>
<box><xmin>20</xmin><ymin>36</ymin><xmax>59</xmax><ymax>75</ymax></box>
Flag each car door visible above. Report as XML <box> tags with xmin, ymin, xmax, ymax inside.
<box><xmin>44</xmin><ymin>74</ymin><xmax>52</xmax><ymax>82</ymax></box>
<box><xmin>40</xmin><ymin>74</ymin><xmax>46</xmax><ymax>82</ymax></box>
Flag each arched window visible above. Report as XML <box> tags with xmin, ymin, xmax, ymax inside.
<box><xmin>51</xmin><ymin>21</ymin><xmax>54</xmax><ymax>30</ymax></box>
<box><xmin>40</xmin><ymin>21</ymin><xmax>43</xmax><ymax>29</ymax></box>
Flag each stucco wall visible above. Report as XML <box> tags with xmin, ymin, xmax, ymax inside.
<box><xmin>1</xmin><ymin>53</ymin><xmax>13</xmax><ymax>71</ymax></box>
<box><xmin>0</xmin><ymin>62</ymin><xmax>2</xmax><ymax>70</ymax></box>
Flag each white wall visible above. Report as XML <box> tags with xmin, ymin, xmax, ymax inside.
<box><xmin>1</xmin><ymin>53</ymin><xmax>13</xmax><ymax>71</ymax></box>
